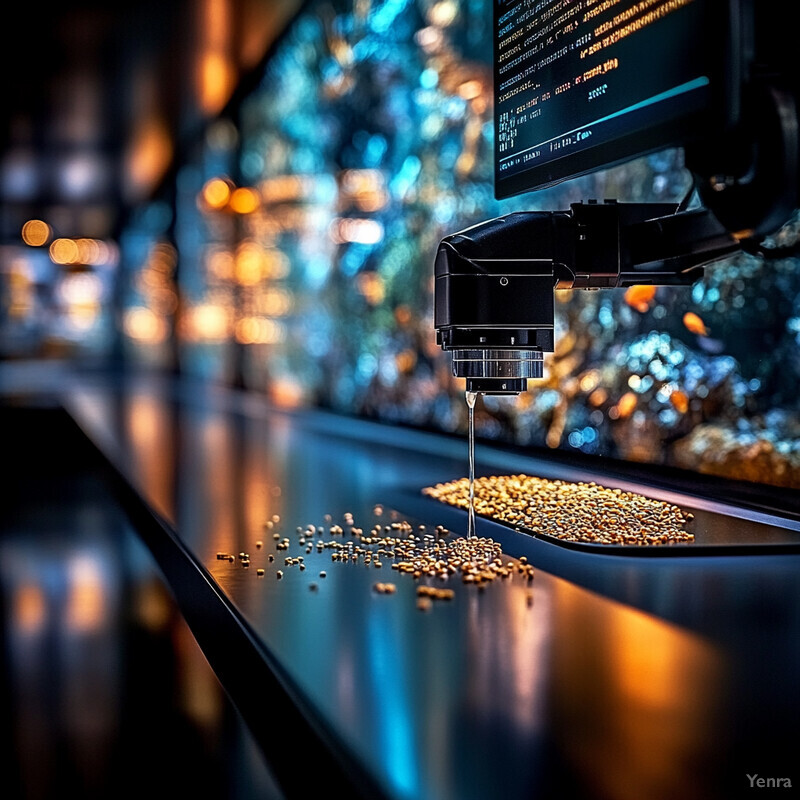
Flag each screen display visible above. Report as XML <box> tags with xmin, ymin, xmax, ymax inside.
<box><xmin>494</xmin><ymin>0</ymin><xmax>729</xmax><ymax>199</ymax></box>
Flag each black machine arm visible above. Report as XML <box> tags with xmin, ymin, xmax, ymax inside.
<box><xmin>434</xmin><ymin>201</ymin><xmax>741</xmax><ymax>395</ymax></box>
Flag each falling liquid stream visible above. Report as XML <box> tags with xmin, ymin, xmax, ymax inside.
<box><xmin>466</xmin><ymin>390</ymin><xmax>477</xmax><ymax>538</ymax></box>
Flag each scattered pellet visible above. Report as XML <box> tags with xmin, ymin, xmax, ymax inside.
<box><xmin>276</xmin><ymin>570</ymin><xmax>283</xmax><ymax>579</ymax></box>
<box><xmin>257</xmin><ymin>568</ymin><xmax>265</xmax><ymax>577</ymax></box>
<box><xmin>253</xmin><ymin>508</ymin><xmax>539</xmax><ymax>612</ymax></box>
<box><xmin>256</xmin><ymin>540</ymin><xmax>263</xmax><ymax>549</ymax></box>
<box><xmin>417</xmin><ymin>586</ymin><xmax>454</xmax><ymax>601</ymax></box>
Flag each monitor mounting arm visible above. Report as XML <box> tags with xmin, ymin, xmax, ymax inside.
<box><xmin>434</xmin><ymin>201</ymin><xmax>741</xmax><ymax>395</ymax></box>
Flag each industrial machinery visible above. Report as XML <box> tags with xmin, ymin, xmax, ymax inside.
<box><xmin>435</xmin><ymin>0</ymin><xmax>799</xmax><ymax>394</ymax></box>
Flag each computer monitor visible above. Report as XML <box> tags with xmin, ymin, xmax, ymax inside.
<box><xmin>494</xmin><ymin>0</ymin><xmax>742</xmax><ymax>200</ymax></box>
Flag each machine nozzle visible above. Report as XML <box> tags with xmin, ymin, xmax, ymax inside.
<box><xmin>452</xmin><ymin>349</ymin><xmax>543</xmax><ymax>395</ymax></box>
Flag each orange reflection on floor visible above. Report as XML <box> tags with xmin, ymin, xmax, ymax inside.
<box><xmin>550</xmin><ymin>580</ymin><xmax>725</xmax><ymax>800</ymax></box>
<box><xmin>129</xmin><ymin>392</ymin><xmax>177</xmax><ymax>521</ymax></box>
<box><xmin>65</xmin><ymin>554</ymin><xmax>108</xmax><ymax>633</ymax></box>
<box><xmin>13</xmin><ymin>580</ymin><xmax>47</xmax><ymax>636</ymax></box>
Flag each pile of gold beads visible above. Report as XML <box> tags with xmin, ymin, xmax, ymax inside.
<box><xmin>423</xmin><ymin>474</ymin><xmax>695</xmax><ymax>546</ymax></box>
<box><xmin>327</xmin><ymin>516</ymin><xmax>534</xmax><ymax>589</ymax></box>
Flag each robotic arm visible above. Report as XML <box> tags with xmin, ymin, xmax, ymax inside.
<box><xmin>434</xmin><ymin>201</ymin><xmax>741</xmax><ymax>394</ymax></box>
<box><xmin>434</xmin><ymin>1</ymin><xmax>800</xmax><ymax>396</ymax></box>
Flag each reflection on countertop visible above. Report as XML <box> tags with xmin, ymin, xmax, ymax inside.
<box><xmin>0</xmin><ymin>400</ymin><xmax>283</xmax><ymax>800</ymax></box>
<box><xmin>55</xmin><ymin>371</ymin><xmax>800</xmax><ymax>800</ymax></box>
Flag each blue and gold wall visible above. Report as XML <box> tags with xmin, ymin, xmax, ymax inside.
<box><xmin>12</xmin><ymin>0</ymin><xmax>800</xmax><ymax>487</ymax></box>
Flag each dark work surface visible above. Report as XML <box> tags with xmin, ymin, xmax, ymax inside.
<box><xmin>0</xmin><ymin>400</ymin><xmax>284</xmax><ymax>800</ymax></box>
<box><xmin>52</xmin><ymin>372</ymin><xmax>800</xmax><ymax>800</ymax></box>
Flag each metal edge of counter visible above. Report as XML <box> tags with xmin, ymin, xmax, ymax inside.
<box><xmin>59</xmin><ymin>400</ymin><xmax>396</xmax><ymax>800</ymax></box>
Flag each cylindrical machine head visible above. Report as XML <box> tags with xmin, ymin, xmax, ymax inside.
<box><xmin>451</xmin><ymin>349</ymin><xmax>544</xmax><ymax>394</ymax></box>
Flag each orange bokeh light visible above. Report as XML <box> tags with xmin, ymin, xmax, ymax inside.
<box><xmin>21</xmin><ymin>219</ymin><xmax>52</xmax><ymax>247</ymax></box>
<box><xmin>229</xmin><ymin>186</ymin><xmax>260</xmax><ymax>214</ymax></box>
<box><xmin>202</xmin><ymin>177</ymin><xmax>233</xmax><ymax>210</ymax></box>
<box><xmin>49</xmin><ymin>238</ymin><xmax>81</xmax><ymax>264</ymax></box>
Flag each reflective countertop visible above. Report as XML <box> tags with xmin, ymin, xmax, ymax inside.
<box><xmin>62</xmin><ymin>372</ymin><xmax>800</xmax><ymax>800</ymax></box>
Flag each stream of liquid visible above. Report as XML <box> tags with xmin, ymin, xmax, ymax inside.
<box><xmin>466</xmin><ymin>390</ymin><xmax>477</xmax><ymax>538</ymax></box>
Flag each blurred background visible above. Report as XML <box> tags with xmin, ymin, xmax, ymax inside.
<box><xmin>1</xmin><ymin>0</ymin><xmax>798</xmax><ymax>487</ymax></box>
<box><xmin>1</xmin><ymin>3</ymin><xmax>799</xmax><ymax>798</ymax></box>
